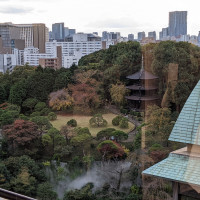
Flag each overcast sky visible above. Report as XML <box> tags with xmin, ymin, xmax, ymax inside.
<box><xmin>0</xmin><ymin>0</ymin><xmax>199</xmax><ymax>37</ymax></box>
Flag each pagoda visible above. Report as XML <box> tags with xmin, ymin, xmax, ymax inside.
<box><xmin>143</xmin><ymin>81</ymin><xmax>200</xmax><ymax>200</ymax></box>
<box><xmin>125</xmin><ymin>57</ymin><xmax>159</xmax><ymax>111</ymax></box>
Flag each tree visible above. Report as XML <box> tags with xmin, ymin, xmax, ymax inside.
<box><xmin>37</xmin><ymin>182</ymin><xmax>57</xmax><ymax>200</ymax></box>
<box><xmin>97</xmin><ymin>140</ymin><xmax>126</xmax><ymax>161</ymax></box>
<box><xmin>30</xmin><ymin>116</ymin><xmax>52</xmax><ymax>131</ymax></box>
<box><xmin>54</xmin><ymin>71</ymin><xmax>72</xmax><ymax>90</ymax></box>
<box><xmin>34</xmin><ymin>102</ymin><xmax>47</xmax><ymax>112</ymax></box>
<box><xmin>69</xmin><ymin>83</ymin><xmax>100</xmax><ymax>114</ymax></box>
<box><xmin>49</xmin><ymin>89</ymin><xmax>74</xmax><ymax>111</ymax></box>
<box><xmin>70</xmin><ymin>127</ymin><xmax>92</xmax><ymax>147</ymax></box>
<box><xmin>89</xmin><ymin>114</ymin><xmax>107</xmax><ymax>127</ymax></box>
<box><xmin>42</xmin><ymin>128</ymin><xmax>66</xmax><ymax>157</ymax></box>
<box><xmin>110</xmin><ymin>83</ymin><xmax>128</xmax><ymax>106</ymax></box>
<box><xmin>67</xmin><ymin>119</ymin><xmax>77</xmax><ymax>127</ymax></box>
<box><xmin>9</xmin><ymin>80</ymin><xmax>27</xmax><ymax>106</ymax></box>
<box><xmin>0</xmin><ymin>85</ymin><xmax>6</xmax><ymax>104</ymax></box>
<box><xmin>60</xmin><ymin>125</ymin><xmax>76</xmax><ymax>143</ymax></box>
<box><xmin>48</xmin><ymin>112</ymin><xmax>57</xmax><ymax>121</ymax></box>
<box><xmin>146</xmin><ymin>105</ymin><xmax>173</xmax><ymax>147</ymax></box>
<box><xmin>2</xmin><ymin>120</ymin><xmax>41</xmax><ymax>155</ymax></box>
<box><xmin>112</xmin><ymin>115</ymin><xmax>123</xmax><ymax>126</ymax></box>
<box><xmin>96</xmin><ymin>128</ymin><xmax>116</xmax><ymax>140</ymax></box>
<box><xmin>119</xmin><ymin>117</ymin><xmax>129</xmax><ymax>129</ymax></box>
<box><xmin>22</xmin><ymin>98</ymin><xmax>38</xmax><ymax>112</ymax></box>
<box><xmin>112</xmin><ymin>130</ymin><xmax>128</xmax><ymax>141</ymax></box>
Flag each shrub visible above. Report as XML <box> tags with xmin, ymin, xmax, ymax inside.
<box><xmin>40</xmin><ymin>108</ymin><xmax>51</xmax><ymax>116</ymax></box>
<box><xmin>119</xmin><ymin>117</ymin><xmax>129</xmax><ymax>129</ymax></box>
<box><xmin>112</xmin><ymin>115</ymin><xmax>123</xmax><ymax>126</ymax></box>
<box><xmin>48</xmin><ymin>112</ymin><xmax>57</xmax><ymax>121</ymax></box>
<box><xmin>30</xmin><ymin>111</ymin><xmax>41</xmax><ymax>117</ymax></box>
<box><xmin>138</xmin><ymin>117</ymin><xmax>143</xmax><ymax>122</ymax></box>
<box><xmin>67</xmin><ymin>119</ymin><xmax>77</xmax><ymax>127</ymax></box>
<box><xmin>89</xmin><ymin>114</ymin><xmax>107</xmax><ymax>128</ymax></box>
<box><xmin>19</xmin><ymin>114</ymin><xmax>29</xmax><ymax>121</ymax></box>
<box><xmin>34</xmin><ymin>102</ymin><xmax>47</xmax><ymax>112</ymax></box>
<box><xmin>149</xmin><ymin>143</ymin><xmax>163</xmax><ymax>152</ymax></box>
<box><xmin>120</xmin><ymin>108</ymin><xmax>128</xmax><ymax>115</ymax></box>
<box><xmin>96</xmin><ymin>128</ymin><xmax>116</xmax><ymax>140</ymax></box>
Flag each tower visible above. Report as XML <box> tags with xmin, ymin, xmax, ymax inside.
<box><xmin>169</xmin><ymin>11</ymin><xmax>187</xmax><ymax>37</ymax></box>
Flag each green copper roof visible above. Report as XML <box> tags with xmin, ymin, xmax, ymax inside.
<box><xmin>143</xmin><ymin>153</ymin><xmax>200</xmax><ymax>186</ymax></box>
<box><xmin>169</xmin><ymin>81</ymin><xmax>200</xmax><ymax>145</ymax></box>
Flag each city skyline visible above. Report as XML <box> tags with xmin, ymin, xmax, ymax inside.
<box><xmin>0</xmin><ymin>0</ymin><xmax>199</xmax><ymax>37</ymax></box>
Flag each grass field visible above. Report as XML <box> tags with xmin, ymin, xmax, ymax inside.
<box><xmin>51</xmin><ymin>113</ymin><xmax>135</xmax><ymax>136</ymax></box>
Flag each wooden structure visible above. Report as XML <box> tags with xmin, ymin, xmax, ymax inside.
<box><xmin>125</xmin><ymin>59</ymin><xmax>159</xmax><ymax>111</ymax></box>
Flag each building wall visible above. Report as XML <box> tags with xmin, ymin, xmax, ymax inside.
<box><xmin>169</xmin><ymin>11</ymin><xmax>187</xmax><ymax>37</ymax></box>
<box><xmin>33</xmin><ymin>24</ymin><xmax>46</xmax><ymax>53</ymax></box>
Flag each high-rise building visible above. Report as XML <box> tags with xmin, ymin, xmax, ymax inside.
<box><xmin>169</xmin><ymin>11</ymin><xmax>187</xmax><ymax>37</ymax></box>
<box><xmin>52</xmin><ymin>23</ymin><xmax>65</xmax><ymax>41</ymax></box>
<box><xmin>148</xmin><ymin>31</ymin><xmax>156</xmax><ymax>40</ymax></box>
<box><xmin>128</xmin><ymin>34</ymin><xmax>134</xmax><ymax>41</ymax></box>
<box><xmin>0</xmin><ymin>23</ymin><xmax>20</xmax><ymax>53</ymax></box>
<box><xmin>14</xmin><ymin>23</ymin><xmax>46</xmax><ymax>53</ymax></box>
<box><xmin>138</xmin><ymin>31</ymin><xmax>145</xmax><ymax>41</ymax></box>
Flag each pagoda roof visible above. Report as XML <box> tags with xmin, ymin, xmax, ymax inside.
<box><xmin>143</xmin><ymin>149</ymin><xmax>200</xmax><ymax>186</ymax></box>
<box><xmin>126</xmin><ymin>85</ymin><xmax>158</xmax><ymax>90</ymax></box>
<box><xmin>169</xmin><ymin>81</ymin><xmax>200</xmax><ymax>145</ymax></box>
<box><xmin>125</xmin><ymin>95</ymin><xmax>159</xmax><ymax>101</ymax></box>
<box><xmin>126</xmin><ymin>69</ymin><xmax>158</xmax><ymax>80</ymax></box>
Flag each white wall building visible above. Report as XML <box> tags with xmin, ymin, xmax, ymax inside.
<box><xmin>46</xmin><ymin>34</ymin><xmax>103</xmax><ymax>68</ymax></box>
<box><xmin>24</xmin><ymin>47</ymin><xmax>55</xmax><ymax>66</ymax></box>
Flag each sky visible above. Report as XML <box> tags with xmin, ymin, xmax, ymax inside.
<box><xmin>0</xmin><ymin>0</ymin><xmax>199</xmax><ymax>38</ymax></box>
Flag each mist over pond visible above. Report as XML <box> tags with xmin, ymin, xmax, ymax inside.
<box><xmin>45</xmin><ymin>161</ymin><xmax>133</xmax><ymax>199</ymax></box>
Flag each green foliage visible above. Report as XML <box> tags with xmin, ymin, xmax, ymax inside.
<box><xmin>31</xmin><ymin>116</ymin><xmax>52</xmax><ymax>131</ymax></box>
<box><xmin>67</xmin><ymin>119</ymin><xmax>77</xmax><ymax>127</ymax></box>
<box><xmin>48</xmin><ymin>112</ymin><xmax>57</xmax><ymax>121</ymax></box>
<box><xmin>37</xmin><ymin>182</ymin><xmax>57</xmax><ymax>200</ymax></box>
<box><xmin>112</xmin><ymin>130</ymin><xmax>128</xmax><ymax>141</ymax></box>
<box><xmin>63</xmin><ymin>183</ymin><xmax>95</xmax><ymax>200</ymax></box>
<box><xmin>0</xmin><ymin>85</ymin><xmax>6</xmax><ymax>104</ymax></box>
<box><xmin>19</xmin><ymin>114</ymin><xmax>29</xmax><ymax>121</ymax></box>
<box><xmin>89</xmin><ymin>114</ymin><xmax>108</xmax><ymax>128</ymax></box>
<box><xmin>96</xmin><ymin>128</ymin><xmax>116</xmax><ymax>140</ymax></box>
<box><xmin>119</xmin><ymin>117</ymin><xmax>129</xmax><ymax>129</ymax></box>
<box><xmin>9</xmin><ymin>80</ymin><xmax>27</xmax><ymax>106</ymax></box>
<box><xmin>70</xmin><ymin>133</ymin><xmax>92</xmax><ymax>147</ymax></box>
<box><xmin>149</xmin><ymin>143</ymin><xmax>163</xmax><ymax>152</ymax></box>
<box><xmin>134</xmin><ymin>131</ymin><xmax>141</xmax><ymax>150</ymax></box>
<box><xmin>1</xmin><ymin>155</ymin><xmax>47</xmax><ymax>197</ymax></box>
<box><xmin>22</xmin><ymin>98</ymin><xmax>38</xmax><ymax>111</ymax></box>
<box><xmin>34</xmin><ymin>102</ymin><xmax>47</xmax><ymax>112</ymax></box>
<box><xmin>112</xmin><ymin>115</ymin><xmax>123</xmax><ymax>126</ymax></box>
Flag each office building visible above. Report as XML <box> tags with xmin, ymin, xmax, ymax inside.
<box><xmin>128</xmin><ymin>34</ymin><xmax>134</xmax><ymax>41</ymax></box>
<box><xmin>102</xmin><ymin>31</ymin><xmax>121</xmax><ymax>41</ymax></box>
<box><xmin>0</xmin><ymin>23</ymin><xmax>20</xmax><ymax>53</ymax></box>
<box><xmin>52</xmin><ymin>23</ymin><xmax>65</xmax><ymax>41</ymax></box>
<box><xmin>138</xmin><ymin>32</ymin><xmax>145</xmax><ymax>41</ymax></box>
<box><xmin>169</xmin><ymin>11</ymin><xmax>187</xmax><ymax>37</ymax></box>
<box><xmin>148</xmin><ymin>31</ymin><xmax>156</xmax><ymax>40</ymax></box>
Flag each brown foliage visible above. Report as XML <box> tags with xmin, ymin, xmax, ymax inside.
<box><xmin>49</xmin><ymin>89</ymin><xmax>74</xmax><ymax>111</ymax></box>
<box><xmin>69</xmin><ymin>83</ymin><xmax>100</xmax><ymax>114</ymax></box>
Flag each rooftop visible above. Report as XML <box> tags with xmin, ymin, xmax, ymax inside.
<box><xmin>169</xmin><ymin>80</ymin><xmax>200</xmax><ymax>145</ymax></box>
<box><xmin>143</xmin><ymin>149</ymin><xmax>200</xmax><ymax>186</ymax></box>
<box><xmin>126</xmin><ymin>69</ymin><xmax>158</xmax><ymax>80</ymax></box>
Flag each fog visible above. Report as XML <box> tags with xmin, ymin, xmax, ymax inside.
<box><xmin>46</xmin><ymin>161</ymin><xmax>132</xmax><ymax>199</ymax></box>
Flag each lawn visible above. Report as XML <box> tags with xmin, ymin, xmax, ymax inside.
<box><xmin>51</xmin><ymin>113</ymin><xmax>135</xmax><ymax>136</ymax></box>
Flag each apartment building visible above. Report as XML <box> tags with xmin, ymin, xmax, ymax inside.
<box><xmin>46</xmin><ymin>33</ymin><xmax>103</xmax><ymax>68</ymax></box>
